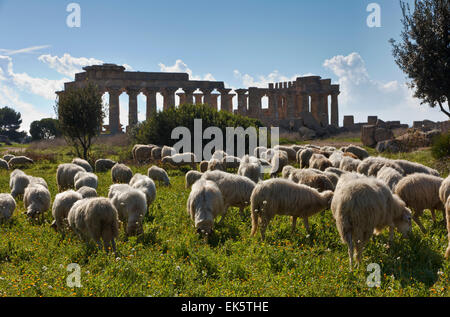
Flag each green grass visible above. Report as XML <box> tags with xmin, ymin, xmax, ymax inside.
<box><xmin>0</xmin><ymin>143</ymin><xmax>449</xmax><ymax>297</ymax></box>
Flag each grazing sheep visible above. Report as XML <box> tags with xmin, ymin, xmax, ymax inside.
<box><xmin>23</xmin><ymin>184</ymin><xmax>51</xmax><ymax>222</ymax></box>
<box><xmin>325</xmin><ymin>167</ymin><xmax>347</xmax><ymax>177</ymax></box>
<box><xmin>238</xmin><ymin>155</ymin><xmax>263</xmax><ymax>183</ymax></box>
<box><xmin>94</xmin><ymin>159</ymin><xmax>116</xmax><ymax>172</ymax></box>
<box><xmin>394</xmin><ymin>159</ymin><xmax>439</xmax><ymax>176</ymax></box>
<box><xmin>207</xmin><ymin>158</ymin><xmax>226</xmax><ymax>171</ymax></box>
<box><xmin>292</xmin><ymin>145</ymin><xmax>305</xmax><ymax>153</ymax></box>
<box><xmin>343</xmin><ymin>145</ymin><xmax>369</xmax><ymax>160</ymax></box>
<box><xmin>129</xmin><ymin>173</ymin><xmax>157</xmax><ymax>208</ymax></box>
<box><xmin>148</xmin><ymin>166</ymin><xmax>170</xmax><ymax>186</ymax></box>
<box><xmin>0</xmin><ymin>193</ymin><xmax>16</xmax><ymax>222</ymax></box>
<box><xmin>201</xmin><ymin>170</ymin><xmax>256</xmax><ymax>218</ymax></box>
<box><xmin>74</xmin><ymin>171</ymin><xmax>98</xmax><ymax>190</ymax></box>
<box><xmin>108</xmin><ymin>184</ymin><xmax>147</xmax><ymax>236</ymax></box>
<box><xmin>367</xmin><ymin>159</ymin><xmax>404</xmax><ymax>177</ymax></box>
<box><xmin>282</xmin><ymin>165</ymin><xmax>295</xmax><ymax>179</ymax></box>
<box><xmin>162</xmin><ymin>153</ymin><xmax>197</xmax><ymax>169</ymax></box>
<box><xmin>331</xmin><ymin>174</ymin><xmax>412</xmax><ymax>268</ymax></box>
<box><xmin>439</xmin><ymin>176</ymin><xmax>450</xmax><ymax>205</ymax></box>
<box><xmin>67</xmin><ymin>197</ymin><xmax>119</xmax><ymax>252</ymax></box>
<box><xmin>0</xmin><ymin>159</ymin><xmax>8</xmax><ymax>170</ymax></box>
<box><xmin>250</xmin><ymin>178</ymin><xmax>333</xmax><ymax>240</ymax></box>
<box><xmin>7</xmin><ymin>156</ymin><xmax>34</xmax><ymax>169</ymax></box>
<box><xmin>261</xmin><ymin>148</ymin><xmax>275</xmax><ymax>162</ymax></box>
<box><xmin>77</xmin><ymin>186</ymin><xmax>98</xmax><ymax>198</ymax></box>
<box><xmin>298</xmin><ymin>148</ymin><xmax>314</xmax><ymax>168</ymax></box>
<box><xmin>56</xmin><ymin>163</ymin><xmax>86</xmax><ymax>191</ymax></box>
<box><xmin>161</xmin><ymin>145</ymin><xmax>176</xmax><ymax>159</ymax></box>
<box><xmin>445</xmin><ymin>196</ymin><xmax>450</xmax><ymax>259</ymax></box>
<box><xmin>9</xmin><ymin>169</ymin><xmax>30</xmax><ymax>197</ymax></box>
<box><xmin>324</xmin><ymin>171</ymin><xmax>339</xmax><ymax>188</ymax></box>
<box><xmin>222</xmin><ymin>156</ymin><xmax>241</xmax><ymax>169</ymax></box>
<box><xmin>395</xmin><ymin>173</ymin><xmax>444</xmax><ymax>233</ymax></box>
<box><xmin>254</xmin><ymin>146</ymin><xmax>267</xmax><ymax>158</ymax></box>
<box><xmin>377</xmin><ymin>166</ymin><xmax>404</xmax><ymax>191</ymax></box>
<box><xmin>274</xmin><ymin>145</ymin><xmax>297</xmax><ymax>162</ymax></box>
<box><xmin>289</xmin><ymin>168</ymin><xmax>335</xmax><ymax>192</ymax></box>
<box><xmin>151</xmin><ymin>146</ymin><xmax>162</xmax><ymax>161</ymax></box>
<box><xmin>357</xmin><ymin>157</ymin><xmax>387</xmax><ymax>176</ymax></box>
<box><xmin>51</xmin><ymin>190</ymin><xmax>83</xmax><ymax>234</ymax></box>
<box><xmin>185</xmin><ymin>170</ymin><xmax>203</xmax><ymax>188</ymax></box>
<box><xmin>72</xmin><ymin>158</ymin><xmax>93</xmax><ymax>172</ymax></box>
<box><xmin>211</xmin><ymin>150</ymin><xmax>227</xmax><ymax>160</ymax></box>
<box><xmin>270</xmin><ymin>150</ymin><xmax>289</xmax><ymax>177</ymax></box>
<box><xmin>309</xmin><ymin>153</ymin><xmax>332</xmax><ymax>171</ymax></box>
<box><xmin>343</xmin><ymin>152</ymin><xmax>359</xmax><ymax>160</ymax></box>
<box><xmin>329</xmin><ymin>151</ymin><xmax>344</xmax><ymax>168</ymax></box>
<box><xmin>132</xmin><ymin>144</ymin><xmax>154</xmax><ymax>163</ymax></box>
<box><xmin>339</xmin><ymin>156</ymin><xmax>361</xmax><ymax>172</ymax></box>
<box><xmin>3</xmin><ymin>154</ymin><xmax>14</xmax><ymax>162</ymax></box>
<box><xmin>186</xmin><ymin>179</ymin><xmax>225</xmax><ymax>235</ymax></box>
<box><xmin>111</xmin><ymin>163</ymin><xmax>133</xmax><ymax>184</ymax></box>
<box><xmin>29</xmin><ymin>176</ymin><xmax>48</xmax><ymax>189</ymax></box>
<box><xmin>199</xmin><ymin>161</ymin><xmax>209</xmax><ymax>173</ymax></box>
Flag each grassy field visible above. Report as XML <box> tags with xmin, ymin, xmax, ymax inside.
<box><xmin>0</xmin><ymin>139</ymin><xmax>449</xmax><ymax>297</ymax></box>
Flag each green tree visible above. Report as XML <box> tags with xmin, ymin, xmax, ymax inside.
<box><xmin>0</xmin><ymin>106</ymin><xmax>27</xmax><ymax>141</ymax></box>
<box><xmin>390</xmin><ymin>0</ymin><xmax>450</xmax><ymax>118</ymax></box>
<box><xmin>55</xmin><ymin>83</ymin><xmax>106</xmax><ymax>159</ymax></box>
<box><xmin>29</xmin><ymin>118</ymin><xmax>62</xmax><ymax>141</ymax></box>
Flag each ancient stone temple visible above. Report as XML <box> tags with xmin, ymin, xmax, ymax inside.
<box><xmin>58</xmin><ymin>64</ymin><xmax>340</xmax><ymax>133</ymax></box>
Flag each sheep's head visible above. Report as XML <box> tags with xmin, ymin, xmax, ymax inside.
<box><xmin>26</xmin><ymin>208</ymin><xmax>41</xmax><ymax>220</ymax></box>
<box><xmin>393</xmin><ymin>195</ymin><xmax>412</xmax><ymax>237</ymax></box>
<box><xmin>195</xmin><ymin>209</ymin><xmax>214</xmax><ymax>236</ymax></box>
<box><xmin>126</xmin><ymin>213</ymin><xmax>144</xmax><ymax>236</ymax></box>
<box><xmin>322</xmin><ymin>190</ymin><xmax>334</xmax><ymax>209</ymax></box>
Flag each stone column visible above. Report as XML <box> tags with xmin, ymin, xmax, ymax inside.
<box><xmin>108</xmin><ymin>87</ymin><xmax>121</xmax><ymax>134</ymax></box>
<box><xmin>247</xmin><ymin>88</ymin><xmax>262</xmax><ymax>117</ymax></box>
<box><xmin>331</xmin><ymin>92</ymin><xmax>339</xmax><ymax>127</ymax></box>
<box><xmin>162</xmin><ymin>87</ymin><xmax>177</xmax><ymax>111</ymax></box>
<box><xmin>143</xmin><ymin>88</ymin><xmax>157</xmax><ymax>120</ymax></box>
<box><xmin>201</xmin><ymin>88</ymin><xmax>213</xmax><ymax>107</ymax></box>
<box><xmin>235</xmin><ymin>89</ymin><xmax>248</xmax><ymax>115</ymax></box>
<box><xmin>310</xmin><ymin>92</ymin><xmax>321</xmax><ymax>123</ymax></box>
<box><xmin>127</xmin><ymin>87</ymin><xmax>139</xmax><ymax>128</ymax></box>
<box><xmin>299</xmin><ymin>92</ymin><xmax>309</xmax><ymax>113</ymax></box>
<box><xmin>219</xmin><ymin>89</ymin><xmax>232</xmax><ymax>112</ymax></box>
<box><xmin>286</xmin><ymin>91</ymin><xmax>296</xmax><ymax>118</ymax></box>
<box><xmin>268</xmin><ymin>91</ymin><xmax>277</xmax><ymax>119</ymax></box>
<box><xmin>210</xmin><ymin>94</ymin><xmax>219</xmax><ymax>110</ymax></box>
<box><xmin>320</xmin><ymin>93</ymin><xmax>329</xmax><ymax>126</ymax></box>
<box><xmin>194</xmin><ymin>93</ymin><xmax>203</xmax><ymax>105</ymax></box>
<box><xmin>183</xmin><ymin>88</ymin><xmax>195</xmax><ymax>105</ymax></box>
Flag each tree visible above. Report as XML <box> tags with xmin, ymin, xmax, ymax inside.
<box><xmin>0</xmin><ymin>106</ymin><xmax>27</xmax><ymax>142</ymax></box>
<box><xmin>390</xmin><ymin>0</ymin><xmax>450</xmax><ymax>118</ymax></box>
<box><xmin>29</xmin><ymin>118</ymin><xmax>62</xmax><ymax>141</ymax></box>
<box><xmin>55</xmin><ymin>83</ymin><xmax>106</xmax><ymax>159</ymax></box>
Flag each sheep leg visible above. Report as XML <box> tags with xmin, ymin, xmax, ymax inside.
<box><xmin>344</xmin><ymin>231</ymin><xmax>353</xmax><ymax>270</ymax></box>
<box><xmin>259</xmin><ymin>216</ymin><xmax>268</xmax><ymax>241</ymax></box>
<box><xmin>250</xmin><ymin>212</ymin><xmax>259</xmax><ymax>237</ymax></box>
<box><xmin>291</xmin><ymin>217</ymin><xmax>297</xmax><ymax>233</ymax></box>
<box><xmin>430</xmin><ymin>209</ymin><xmax>437</xmax><ymax>223</ymax></box>
<box><xmin>413</xmin><ymin>213</ymin><xmax>427</xmax><ymax>233</ymax></box>
<box><xmin>303</xmin><ymin>217</ymin><xmax>310</xmax><ymax>232</ymax></box>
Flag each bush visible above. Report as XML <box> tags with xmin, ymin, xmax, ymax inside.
<box><xmin>431</xmin><ymin>132</ymin><xmax>450</xmax><ymax>159</ymax></box>
<box><xmin>133</xmin><ymin>104</ymin><xmax>266</xmax><ymax>154</ymax></box>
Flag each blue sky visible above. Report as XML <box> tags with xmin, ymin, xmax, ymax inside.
<box><xmin>0</xmin><ymin>0</ymin><xmax>446</xmax><ymax>131</ymax></box>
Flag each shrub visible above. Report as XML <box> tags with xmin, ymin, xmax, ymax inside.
<box><xmin>431</xmin><ymin>132</ymin><xmax>450</xmax><ymax>159</ymax></box>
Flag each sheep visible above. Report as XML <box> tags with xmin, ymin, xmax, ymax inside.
<box><xmin>162</xmin><ymin>153</ymin><xmax>197</xmax><ymax>169</ymax></box>
<box><xmin>395</xmin><ymin>173</ymin><xmax>444</xmax><ymax>233</ymax></box>
<box><xmin>254</xmin><ymin>146</ymin><xmax>267</xmax><ymax>158</ymax></box>
<box><xmin>282</xmin><ymin>165</ymin><xmax>295</xmax><ymax>179</ymax></box>
<box><xmin>367</xmin><ymin>159</ymin><xmax>405</xmax><ymax>177</ymax></box>
<box><xmin>238</xmin><ymin>155</ymin><xmax>263</xmax><ymax>183</ymax></box>
<box><xmin>357</xmin><ymin>157</ymin><xmax>387</xmax><ymax>176</ymax></box>
<box><xmin>108</xmin><ymin>184</ymin><xmax>147</xmax><ymax>236</ymax></box>
<box><xmin>261</xmin><ymin>148</ymin><xmax>275</xmax><ymax>162</ymax></box>
<box><xmin>72</xmin><ymin>158</ymin><xmax>93</xmax><ymax>172</ymax></box>
<box><xmin>325</xmin><ymin>167</ymin><xmax>347</xmax><ymax>177</ymax></box>
<box><xmin>339</xmin><ymin>156</ymin><xmax>361</xmax><ymax>172</ymax></box>
<box><xmin>74</xmin><ymin>171</ymin><xmax>98</xmax><ymax>190</ymax></box>
<box><xmin>10</xmin><ymin>169</ymin><xmax>31</xmax><ymax>197</ymax></box>
<box><xmin>222</xmin><ymin>156</ymin><xmax>241</xmax><ymax>170</ymax></box>
<box><xmin>185</xmin><ymin>170</ymin><xmax>203</xmax><ymax>188</ymax></box>
<box><xmin>51</xmin><ymin>190</ymin><xmax>83</xmax><ymax>234</ymax></box>
<box><xmin>77</xmin><ymin>186</ymin><xmax>98</xmax><ymax>198</ymax></box>
<box><xmin>3</xmin><ymin>154</ymin><xmax>14</xmax><ymax>162</ymax></box>
<box><xmin>273</xmin><ymin>145</ymin><xmax>296</xmax><ymax>162</ymax></box>
<box><xmin>186</xmin><ymin>179</ymin><xmax>225</xmax><ymax>235</ymax></box>
<box><xmin>376</xmin><ymin>166</ymin><xmax>404</xmax><ymax>191</ymax></box>
<box><xmin>94</xmin><ymin>159</ymin><xmax>116</xmax><ymax>172</ymax></box>
<box><xmin>148</xmin><ymin>166</ymin><xmax>170</xmax><ymax>186</ymax></box>
<box><xmin>7</xmin><ymin>156</ymin><xmax>34</xmax><ymax>169</ymax></box>
<box><xmin>343</xmin><ymin>152</ymin><xmax>359</xmax><ymax>160</ymax></box>
<box><xmin>161</xmin><ymin>145</ymin><xmax>176</xmax><ymax>159</ymax></box>
<box><xmin>331</xmin><ymin>174</ymin><xmax>412</xmax><ymax>268</ymax></box>
<box><xmin>288</xmin><ymin>168</ymin><xmax>335</xmax><ymax>192</ymax></box>
<box><xmin>199</xmin><ymin>161</ymin><xmax>209</xmax><ymax>173</ymax></box>
<box><xmin>342</xmin><ymin>145</ymin><xmax>369</xmax><ymax>160</ymax></box>
<box><xmin>129</xmin><ymin>173</ymin><xmax>157</xmax><ymax>208</ymax></box>
<box><xmin>111</xmin><ymin>163</ymin><xmax>133</xmax><ymax>184</ymax></box>
<box><xmin>133</xmin><ymin>144</ymin><xmax>155</xmax><ymax>163</ymax></box>
<box><xmin>67</xmin><ymin>197</ymin><xmax>119</xmax><ymax>252</ymax></box>
<box><xmin>250</xmin><ymin>178</ymin><xmax>333</xmax><ymax>240</ymax></box>
<box><xmin>292</xmin><ymin>145</ymin><xmax>305</xmax><ymax>153</ymax></box>
<box><xmin>201</xmin><ymin>170</ymin><xmax>256</xmax><ymax>219</ymax></box>
<box><xmin>270</xmin><ymin>150</ymin><xmax>289</xmax><ymax>177</ymax></box>
<box><xmin>394</xmin><ymin>159</ymin><xmax>439</xmax><ymax>176</ymax></box>
<box><xmin>23</xmin><ymin>184</ymin><xmax>51</xmax><ymax>222</ymax></box>
<box><xmin>151</xmin><ymin>146</ymin><xmax>162</xmax><ymax>161</ymax></box>
<box><xmin>329</xmin><ymin>151</ymin><xmax>344</xmax><ymax>168</ymax></box>
<box><xmin>29</xmin><ymin>176</ymin><xmax>48</xmax><ymax>189</ymax></box>
<box><xmin>439</xmin><ymin>176</ymin><xmax>450</xmax><ymax>205</ymax></box>
<box><xmin>445</xmin><ymin>196</ymin><xmax>450</xmax><ymax>259</ymax></box>
<box><xmin>207</xmin><ymin>158</ymin><xmax>226</xmax><ymax>171</ymax></box>
<box><xmin>309</xmin><ymin>153</ymin><xmax>332</xmax><ymax>171</ymax></box>
<box><xmin>0</xmin><ymin>193</ymin><xmax>16</xmax><ymax>223</ymax></box>
<box><xmin>0</xmin><ymin>159</ymin><xmax>8</xmax><ymax>170</ymax></box>
<box><xmin>211</xmin><ymin>150</ymin><xmax>227</xmax><ymax>160</ymax></box>
<box><xmin>298</xmin><ymin>148</ymin><xmax>314</xmax><ymax>168</ymax></box>
<box><xmin>56</xmin><ymin>163</ymin><xmax>86</xmax><ymax>191</ymax></box>
<box><xmin>324</xmin><ymin>171</ymin><xmax>339</xmax><ymax>188</ymax></box>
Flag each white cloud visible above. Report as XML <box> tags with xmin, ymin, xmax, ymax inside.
<box><xmin>159</xmin><ymin>59</ymin><xmax>215</xmax><ymax>81</ymax></box>
<box><xmin>233</xmin><ymin>69</ymin><xmax>311</xmax><ymax>88</ymax></box>
<box><xmin>0</xmin><ymin>45</ymin><xmax>51</xmax><ymax>56</ymax></box>
<box><xmin>38</xmin><ymin>53</ymin><xmax>104</xmax><ymax>78</ymax></box>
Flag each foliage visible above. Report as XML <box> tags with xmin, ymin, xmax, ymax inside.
<box><xmin>55</xmin><ymin>83</ymin><xmax>106</xmax><ymax>160</ymax></box>
<box><xmin>431</xmin><ymin>132</ymin><xmax>450</xmax><ymax>159</ymax></box>
<box><xmin>29</xmin><ymin>118</ymin><xmax>62</xmax><ymax>141</ymax></box>
<box><xmin>0</xmin><ymin>106</ymin><xmax>27</xmax><ymax>142</ymax></box>
<box><xmin>390</xmin><ymin>0</ymin><xmax>450</xmax><ymax>118</ymax></box>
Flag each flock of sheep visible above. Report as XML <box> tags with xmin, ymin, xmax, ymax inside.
<box><xmin>0</xmin><ymin>143</ymin><xmax>449</xmax><ymax>270</ymax></box>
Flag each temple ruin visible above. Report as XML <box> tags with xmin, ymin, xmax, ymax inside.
<box><xmin>58</xmin><ymin>64</ymin><xmax>340</xmax><ymax>133</ymax></box>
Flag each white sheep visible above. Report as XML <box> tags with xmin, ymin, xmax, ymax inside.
<box><xmin>238</xmin><ymin>155</ymin><xmax>263</xmax><ymax>183</ymax></box>
<box><xmin>0</xmin><ymin>193</ymin><xmax>16</xmax><ymax>222</ymax></box>
<box><xmin>211</xmin><ymin>150</ymin><xmax>228</xmax><ymax>160</ymax></box>
<box><xmin>151</xmin><ymin>146</ymin><xmax>162</xmax><ymax>161</ymax></box>
<box><xmin>254</xmin><ymin>146</ymin><xmax>267</xmax><ymax>158</ymax></box>
<box><xmin>288</xmin><ymin>168</ymin><xmax>335</xmax><ymax>192</ymax></box>
<box><xmin>186</xmin><ymin>178</ymin><xmax>225</xmax><ymax>235</ymax></box>
<box><xmin>222</xmin><ymin>156</ymin><xmax>241</xmax><ymax>169</ymax></box>
<box><xmin>339</xmin><ymin>156</ymin><xmax>361</xmax><ymax>172</ymax></box>
<box><xmin>309</xmin><ymin>153</ymin><xmax>333</xmax><ymax>171</ymax></box>
<box><xmin>281</xmin><ymin>165</ymin><xmax>295</xmax><ymax>179</ymax></box>
<box><xmin>367</xmin><ymin>159</ymin><xmax>405</xmax><ymax>177</ymax></box>
<box><xmin>161</xmin><ymin>145</ymin><xmax>176</xmax><ymax>159</ymax></box>
<box><xmin>273</xmin><ymin>145</ymin><xmax>297</xmax><ymax>162</ymax></box>
<box><xmin>29</xmin><ymin>176</ymin><xmax>48</xmax><ymax>189</ymax></box>
<box><xmin>77</xmin><ymin>186</ymin><xmax>98</xmax><ymax>198</ymax></box>
<box><xmin>108</xmin><ymin>184</ymin><xmax>147</xmax><ymax>236</ymax></box>
<box><xmin>395</xmin><ymin>173</ymin><xmax>444</xmax><ymax>233</ymax></box>
<box><xmin>342</xmin><ymin>145</ymin><xmax>369</xmax><ymax>160</ymax></box>
<box><xmin>74</xmin><ymin>171</ymin><xmax>98</xmax><ymax>190</ymax></box>
<box><xmin>3</xmin><ymin>154</ymin><xmax>14</xmax><ymax>162</ymax></box>
<box><xmin>376</xmin><ymin>166</ymin><xmax>404</xmax><ymax>191</ymax></box>
<box><xmin>356</xmin><ymin>157</ymin><xmax>386</xmax><ymax>175</ymax></box>
<box><xmin>51</xmin><ymin>190</ymin><xmax>83</xmax><ymax>234</ymax></box>
<box><xmin>9</xmin><ymin>169</ymin><xmax>30</xmax><ymax>197</ymax></box>
<box><xmin>207</xmin><ymin>158</ymin><xmax>226</xmax><ymax>171</ymax></box>
<box><xmin>132</xmin><ymin>144</ymin><xmax>154</xmax><ymax>163</ymax></box>
<box><xmin>261</xmin><ymin>148</ymin><xmax>275</xmax><ymax>162</ymax></box>
<box><xmin>8</xmin><ymin>156</ymin><xmax>34</xmax><ymax>169</ymax></box>
<box><xmin>72</xmin><ymin>158</ymin><xmax>93</xmax><ymax>172</ymax></box>
<box><xmin>23</xmin><ymin>184</ymin><xmax>51</xmax><ymax>222</ymax></box>
<box><xmin>329</xmin><ymin>151</ymin><xmax>344</xmax><ymax>168</ymax></box>
<box><xmin>250</xmin><ymin>178</ymin><xmax>333</xmax><ymax>240</ymax></box>
<box><xmin>111</xmin><ymin>163</ymin><xmax>133</xmax><ymax>184</ymax></box>
<box><xmin>439</xmin><ymin>176</ymin><xmax>450</xmax><ymax>206</ymax></box>
<box><xmin>445</xmin><ymin>196</ymin><xmax>450</xmax><ymax>259</ymax></box>
<box><xmin>324</xmin><ymin>167</ymin><xmax>347</xmax><ymax>177</ymax></box>
<box><xmin>148</xmin><ymin>165</ymin><xmax>170</xmax><ymax>186</ymax></box>
<box><xmin>185</xmin><ymin>170</ymin><xmax>203</xmax><ymax>188</ymax></box>
<box><xmin>270</xmin><ymin>150</ymin><xmax>289</xmax><ymax>177</ymax></box>
<box><xmin>67</xmin><ymin>197</ymin><xmax>119</xmax><ymax>252</ymax></box>
<box><xmin>129</xmin><ymin>173</ymin><xmax>157</xmax><ymax>208</ymax></box>
<box><xmin>0</xmin><ymin>158</ymin><xmax>8</xmax><ymax>170</ymax></box>
<box><xmin>298</xmin><ymin>148</ymin><xmax>314</xmax><ymax>168</ymax></box>
<box><xmin>394</xmin><ymin>159</ymin><xmax>439</xmax><ymax>176</ymax></box>
<box><xmin>56</xmin><ymin>163</ymin><xmax>86</xmax><ymax>191</ymax></box>
<box><xmin>162</xmin><ymin>152</ymin><xmax>197</xmax><ymax>169</ymax></box>
<box><xmin>332</xmin><ymin>174</ymin><xmax>412</xmax><ymax>269</ymax></box>
<box><xmin>94</xmin><ymin>159</ymin><xmax>117</xmax><ymax>172</ymax></box>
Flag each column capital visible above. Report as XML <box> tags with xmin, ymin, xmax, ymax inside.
<box><xmin>142</xmin><ymin>87</ymin><xmax>159</xmax><ymax>95</ymax></box>
<box><xmin>162</xmin><ymin>87</ymin><xmax>178</xmax><ymax>94</ymax></box>
<box><xmin>126</xmin><ymin>86</ymin><xmax>140</xmax><ymax>96</ymax></box>
<box><xmin>182</xmin><ymin>87</ymin><xmax>196</xmax><ymax>94</ymax></box>
<box><xmin>200</xmin><ymin>87</ymin><xmax>214</xmax><ymax>94</ymax></box>
<box><xmin>235</xmin><ymin>89</ymin><xmax>248</xmax><ymax>95</ymax></box>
